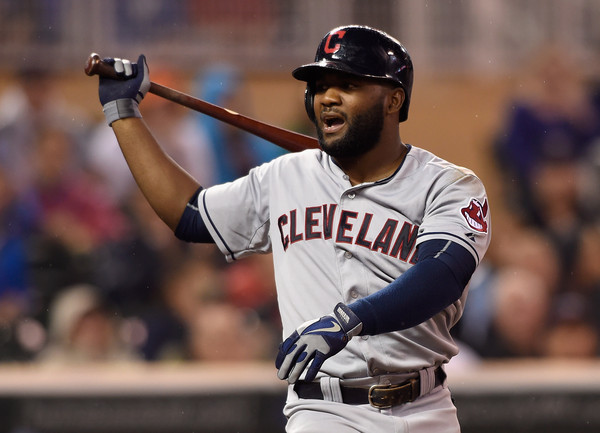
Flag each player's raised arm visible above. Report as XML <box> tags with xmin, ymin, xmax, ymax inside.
<box><xmin>97</xmin><ymin>55</ymin><xmax>201</xmax><ymax>231</ymax></box>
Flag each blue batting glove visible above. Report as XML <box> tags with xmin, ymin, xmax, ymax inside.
<box><xmin>98</xmin><ymin>54</ymin><xmax>150</xmax><ymax>125</ymax></box>
<box><xmin>276</xmin><ymin>303</ymin><xmax>363</xmax><ymax>383</ymax></box>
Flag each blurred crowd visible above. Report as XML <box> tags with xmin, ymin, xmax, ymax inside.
<box><xmin>453</xmin><ymin>45</ymin><xmax>600</xmax><ymax>363</ymax></box>
<box><xmin>0</xmin><ymin>44</ymin><xmax>599</xmax><ymax>367</ymax></box>
<box><xmin>0</xmin><ymin>64</ymin><xmax>284</xmax><ymax>365</ymax></box>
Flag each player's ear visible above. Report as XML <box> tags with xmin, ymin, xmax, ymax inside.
<box><xmin>386</xmin><ymin>87</ymin><xmax>405</xmax><ymax>118</ymax></box>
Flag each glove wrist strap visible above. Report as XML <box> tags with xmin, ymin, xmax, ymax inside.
<box><xmin>333</xmin><ymin>303</ymin><xmax>363</xmax><ymax>338</ymax></box>
<box><xmin>103</xmin><ymin>98</ymin><xmax>142</xmax><ymax>126</ymax></box>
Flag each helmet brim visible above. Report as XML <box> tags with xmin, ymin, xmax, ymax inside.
<box><xmin>292</xmin><ymin>60</ymin><xmax>367</xmax><ymax>82</ymax></box>
<box><xmin>292</xmin><ymin>61</ymin><xmax>404</xmax><ymax>89</ymax></box>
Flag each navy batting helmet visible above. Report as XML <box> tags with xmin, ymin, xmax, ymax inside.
<box><xmin>293</xmin><ymin>25</ymin><xmax>413</xmax><ymax>123</ymax></box>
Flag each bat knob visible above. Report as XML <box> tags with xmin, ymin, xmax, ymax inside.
<box><xmin>84</xmin><ymin>53</ymin><xmax>119</xmax><ymax>79</ymax></box>
<box><xmin>84</xmin><ymin>53</ymin><xmax>101</xmax><ymax>76</ymax></box>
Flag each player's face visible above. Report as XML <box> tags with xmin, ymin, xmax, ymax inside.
<box><xmin>313</xmin><ymin>73</ymin><xmax>387</xmax><ymax>159</ymax></box>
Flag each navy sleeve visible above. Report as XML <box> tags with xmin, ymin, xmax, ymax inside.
<box><xmin>174</xmin><ymin>187</ymin><xmax>215</xmax><ymax>243</ymax></box>
<box><xmin>348</xmin><ymin>239</ymin><xmax>476</xmax><ymax>335</ymax></box>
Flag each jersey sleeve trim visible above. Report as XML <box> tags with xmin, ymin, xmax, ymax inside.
<box><xmin>200</xmin><ymin>190</ymin><xmax>238</xmax><ymax>261</ymax></box>
<box><xmin>417</xmin><ymin>231</ymin><xmax>480</xmax><ymax>264</ymax></box>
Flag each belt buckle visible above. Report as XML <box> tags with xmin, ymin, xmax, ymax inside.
<box><xmin>368</xmin><ymin>379</ymin><xmax>419</xmax><ymax>409</ymax></box>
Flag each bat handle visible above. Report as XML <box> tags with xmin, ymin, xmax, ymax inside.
<box><xmin>84</xmin><ymin>53</ymin><xmax>119</xmax><ymax>79</ymax></box>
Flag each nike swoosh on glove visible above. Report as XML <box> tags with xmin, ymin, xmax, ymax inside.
<box><xmin>276</xmin><ymin>303</ymin><xmax>363</xmax><ymax>383</ymax></box>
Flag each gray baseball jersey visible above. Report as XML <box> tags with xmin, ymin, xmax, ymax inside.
<box><xmin>197</xmin><ymin>145</ymin><xmax>491</xmax><ymax>380</ymax></box>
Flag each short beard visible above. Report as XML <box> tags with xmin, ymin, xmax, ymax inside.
<box><xmin>316</xmin><ymin>101</ymin><xmax>385</xmax><ymax>160</ymax></box>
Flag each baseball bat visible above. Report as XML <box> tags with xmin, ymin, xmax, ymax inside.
<box><xmin>84</xmin><ymin>53</ymin><xmax>319</xmax><ymax>153</ymax></box>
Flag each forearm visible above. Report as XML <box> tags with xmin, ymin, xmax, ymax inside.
<box><xmin>348</xmin><ymin>240</ymin><xmax>476</xmax><ymax>335</ymax></box>
<box><xmin>349</xmin><ymin>258</ymin><xmax>462</xmax><ymax>334</ymax></box>
<box><xmin>112</xmin><ymin>117</ymin><xmax>201</xmax><ymax>230</ymax></box>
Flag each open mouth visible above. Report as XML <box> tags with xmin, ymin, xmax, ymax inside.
<box><xmin>321</xmin><ymin>112</ymin><xmax>346</xmax><ymax>134</ymax></box>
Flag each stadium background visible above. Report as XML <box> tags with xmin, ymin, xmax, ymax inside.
<box><xmin>0</xmin><ymin>1</ymin><xmax>600</xmax><ymax>432</ymax></box>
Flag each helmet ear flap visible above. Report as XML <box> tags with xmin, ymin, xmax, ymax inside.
<box><xmin>304</xmin><ymin>83</ymin><xmax>316</xmax><ymax>123</ymax></box>
<box><xmin>398</xmin><ymin>86</ymin><xmax>410</xmax><ymax>122</ymax></box>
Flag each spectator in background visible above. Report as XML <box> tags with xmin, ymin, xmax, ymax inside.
<box><xmin>494</xmin><ymin>225</ymin><xmax>562</xmax><ymax>292</ymax></box>
<box><xmin>192</xmin><ymin>65</ymin><xmax>286</xmax><ymax>184</ymax></box>
<box><xmin>575</xmin><ymin>223</ymin><xmax>600</xmax><ymax>286</ymax></box>
<box><xmin>186</xmin><ymin>301</ymin><xmax>276</xmax><ymax>362</ymax></box>
<box><xmin>570</xmin><ymin>224</ymin><xmax>600</xmax><ymax>342</ymax></box>
<box><xmin>222</xmin><ymin>254</ymin><xmax>281</xmax><ymax>332</ymax></box>
<box><xmin>542</xmin><ymin>259</ymin><xmax>599</xmax><ymax>359</ymax></box>
<box><xmin>0</xmin><ymin>66</ymin><xmax>88</xmax><ymax>194</ymax></box>
<box><xmin>579</xmin><ymin>137</ymin><xmax>600</xmax><ymax>219</ymax></box>
<box><xmin>115</xmin><ymin>1</ymin><xmax>186</xmax><ymax>42</ymax></box>
<box><xmin>476</xmin><ymin>266</ymin><xmax>553</xmax><ymax>358</ymax></box>
<box><xmin>25</xmin><ymin>126</ymin><xmax>128</xmax><ymax>323</ymax></box>
<box><xmin>0</xmin><ymin>167</ymin><xmax>42</xmax><ymax>361</ymax></box>
<box><xmin>543</xmin><ymin>318</ymin><xmax>599</xmax><ymax>358</ymax></box>
<box><xmin>0</xmin><ymin>67</ymin><xmax>95</xmax><ymax>364</ymax></box>
<box><xmin>0</xmin><ymin>168</ymin><xmax>36</xmax><ymax>298</ymax></box>
<box><xmin>37</xmin><ymin>284</ymin><xmax>140</xmax><ymax>364</ymax></box>
<box><xmin>137</xmin><ymin>256</ymin><xmax>224</xmax><ymax>361</ymax></box>
<box><xmin>489</xmin><ymin>44</ymin><xmax>600</xmax><ymax>360</ymax></box>
<box><xmin>137</xmin><ymin>253</ymin><xmax>280</xmax><ymax>363</ymax></box>
<box><xmin>494</xmin><ymin>44</ymin><xmax>600</xmax><ymax>225</ymax></box>
<box><xmin>0</xmin><ymin>0</ymin><xmax>62</xmax><ymax>45</ymax></box>
<box><xmin>455</xmin><ymin>217</ymin><xmax>600</xmax><ymax>359</ymax></box>
<box><xmin>453</xmin><ymin>225</ymin><xmax>560</xmax><ymax>355</ymax></box>
<box><xmin>90</xmin><ymin>188</ymin><xmax>175</xmax><ymax>320</ymax></box>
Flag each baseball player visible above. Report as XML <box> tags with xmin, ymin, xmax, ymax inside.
<box><xmin>96</xmin><ymin>25</ymin><xmax>491</xmax><ymax>432</ymax></box>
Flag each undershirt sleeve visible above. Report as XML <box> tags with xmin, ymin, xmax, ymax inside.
<box><xmin>174</xmin><ymin>187</ymin><xmax>215</xmax><ymax>243</ymax></box>
<box><xmin>347</xmin><ymin>239</ymin><xmax>476</xmax><ymax>335</ymax></box>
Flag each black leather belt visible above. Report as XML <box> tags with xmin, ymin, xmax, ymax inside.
<box><xmin>294</xmin><ymin>367</ymin><xmax>446</xmax><ymax>409</ymax></box>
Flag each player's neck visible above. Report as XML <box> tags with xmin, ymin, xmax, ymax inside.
<box><xmin>339</xmin><ymin>139</ymin><xmax>408</xmax><ymax>185</ymax></box>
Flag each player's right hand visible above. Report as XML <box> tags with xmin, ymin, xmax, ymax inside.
<box><xmin>98</xmin><ymin>54</ymin><xmax>150</xmax><ymax>105</ymax></box>
<box><xmin>98</xmin><ymin>54</ymin><xmax>150</xmax><ymax>125</ymax></box>
<box><xmin>275</xmin><ymin>303</ymin><xmax>363</xmax><ymax>383</ymax></box>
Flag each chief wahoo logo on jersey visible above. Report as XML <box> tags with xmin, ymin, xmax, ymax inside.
<box><xmin>460</xmin><ymin>198</ymin><xmax>489</xmax><ymax>233</ymax></box>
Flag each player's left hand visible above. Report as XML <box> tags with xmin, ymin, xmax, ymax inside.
<box><xmin>276</xmin><ymin>303</ymin><xmax>363</xmax><ymax>383</ymax></box>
